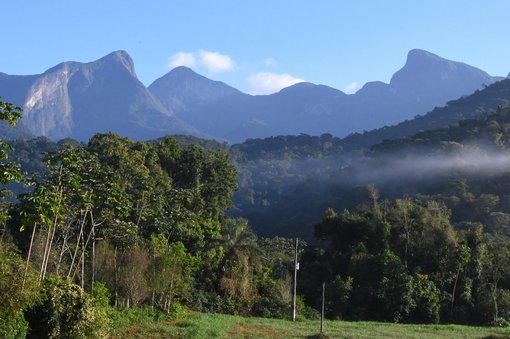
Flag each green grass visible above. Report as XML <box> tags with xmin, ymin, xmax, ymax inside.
<box><xmin>108</xmin><ymin>307</ymin><xmax>178</xmax><ymax>338</ymax></box>
<box><xmin>110</xmin><ymin>310</ymin><xmax>510</xmax><ymax>339</ymax></box>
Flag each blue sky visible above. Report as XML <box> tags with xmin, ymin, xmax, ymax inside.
<box><xmin>3</xmin><ymin>1</ymin><xmax>510</xmax><ymax>94</ymax></box>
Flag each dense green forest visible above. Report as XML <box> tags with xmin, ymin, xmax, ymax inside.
<box><xmin>0</xmin><ymin>101</ymin><xmax>302</xmax><ymax>337</ymax></box>
<box><xmin>3</xmin><ymin>96</ymin><xmax>510</xmax><ymax>337</ymax></box>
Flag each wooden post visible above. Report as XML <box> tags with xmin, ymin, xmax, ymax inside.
<box><xmin>320</xmin><ymin>282</ymin><xmax>325</xmax><ymax>333</ymax></box>
<box><xmin>291</xmin><ymin>238</ymin><xmax>298</xmax><ymax>321</ymax></box>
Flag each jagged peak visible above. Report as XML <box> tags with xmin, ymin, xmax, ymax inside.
<box><xmin>277</xmin><ymin>82</ymin><xmax>345</xmax><ymax>97</ymax></box>
<box><xmin>157</xmin><ymin>66</ymin><xmax>215</xmax><ymax>84</ymax></box>
<box><xmin>282</xmin><ymin>82</ymin><xmax>316</xmax><ymax>90</ymax></box>
<box><xmin>402</xmin><ymin>48</ymin><xmax>487</xmax><ymax>72</ymax></box>
<box><xmin>168</xmin><ymin>65</ymin><xmax>200</xmax><ymax>76</ymax></box>
<box><xmin>40</xmin><ymin>50</ymin><xmax>137</xmax><ymax>78</ymax></box>
<box><xmin>406</xmin><ymin>49</ymin><xmax>445</xmax><ymax>64</ymax></box>
<box><xmin>390</xmin><ymin>48</ymin><xmax>494</xmax><ymax>86</ymax></box>
<box><xmin>149</xmin><ymin>65</ymin><xmax>240</xmax><ymax>96</ymax></box>
<box><xmin>97</xmin><ymin>50</ymin><xmax>136</xmax><ymax>76</ymax></box>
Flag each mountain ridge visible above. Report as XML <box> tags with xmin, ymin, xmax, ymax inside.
<box><xmin>150</xmin><ymin>48</ymin><xmax>501</xmax><ymax>142</ymax></box>
<box><xmin>148</xmin><ymin>66</ymin><xmax>242</xmax><ymax>114</ymax></box>
<box><xmin>0</xmin><ymin>50</ymin><xmax>194</xmax><ymax>141</ymax></box>
<box><xmin>0</xmin><ymin>49</ymin><xmax>503</xmax><ymax>143</ymax></box>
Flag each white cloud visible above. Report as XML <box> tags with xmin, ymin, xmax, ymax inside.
<box><xmin>342</xmin><ymin>82</ymin><xmax>360</xmax><ymax>94</ymax></box>
<box><xmin>168</xmin><ymin>52</ymin><xmax>196</xmax><ymax>69</ymax></box>
<box><xmin>167</xmin><ymin>50</ymin><xmax>234</xmax><ymax>73</ymax></box>
<box><xmin>263</xmin><ymin>58</ymin><xmax>278</xmax><ymax>66</ymax></box>
<box><xmin>198</xmin><ymin>50</ymin><xmax>234</xmax><ymax>72</ymax></box>
<box><xmin>247</xmin><ymin>72</ymin><xmax>305</xmax><ymax>95</ymax></box>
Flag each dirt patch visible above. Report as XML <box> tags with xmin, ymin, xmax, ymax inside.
<box><xmin>111</xmin><ymin>324</ymin><xmax>142</xmax><ymax>338</ymax></box>
<box><xmin>111</xmin><ymin>322</ymin><xmax>181</xmax><ymax>339</ymax></box>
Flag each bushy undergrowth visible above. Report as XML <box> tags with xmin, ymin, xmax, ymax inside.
<box><xmin>0</xmin><ymin>240</ymin><xmax>38</xmax><ymax>339</ymax></box>
<box><xmin>24</xmin><ymin>276</ymin><xmax>111</xmax><ymax>338</ymax></box>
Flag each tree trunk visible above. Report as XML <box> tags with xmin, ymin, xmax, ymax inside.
<box><xmin>42</xmin><ymin>217</ymin><xmax>58</xmax><ymax>281</ymax></box>
<box><xmin>81</xmin><ymin>229</ymin><xmax>85</xmax><ymax>289</ymax></box>
<box><xmin>40</xmin><ymin>225</ymin><xmax>53</xmax><ymax>281</ymax></box>
<box><xmin>492</xmin><ymin>279</ymin><xmax>500</xmax><ymax>323</ymax></box>
<box><xmin>168</xmin><ymin>279</ymin><xmax>174</xmax><ymax>313</ymax></box>
<box><xmin>23</xmin><ymin>222</ymin><xmax>38</xmax><ymax>290</ymax></box>
<box><xmin>43</xmin><ymin>163</ymin><xmax>64</xmax><ymax>281</ymax></box>
<box><xmin>56</xmin><ymin>223</ymin><xmax>71</xmax><ymax>275</ymax></box>
<box><xmin>91</xmin><ymin>220</ymin><xmax>95</xmax><ymax>293</ymax></box>
<box><xmin>114</xmin><ymin>246</ymin><xmax>118</xmax><ymax>308</ymax></box>
<box><xmin>71</xmin><ymin>221</ymin><xmax>94</xmax><ymax>282</ymax></box>
<box><xmin>450</xmin><ymin>267</ymin><xmax>461</xmax><ymax>316</ymax></box>
<box><xmin>67</xmin><ymin>209</ymin><xmax>88</xmax><ymax>278</ymax></box>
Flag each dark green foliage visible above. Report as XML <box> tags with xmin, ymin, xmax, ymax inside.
<box><xmin>299</xmin><ymin>200</ymin><xmax>484</xmax><ymax>324</ymax></box>
<box><xmin>166</xmin><ymin>134</ymin><xmax>228</xmax><ymax>152</ymax></box>
<box><xmin>0</xmin><ymin>98</ymin><xmax>22</xmax><ymax>128</ymax></box>
<box><xmin>410</xmin><ymin>274</ymin><xmax>441</xmax><ymax>323</ymax></box>
<box><xmin>0</xmin><ymin>99</ymin><xmax>36</xmax><ymax>338</ymax></box>
<box><xmin>0</xmin><ymin>98</ymin><xmax>23</xmax><ymax>207</ymax></box>
<box><xmin>25</xmin><ymin>276</ymin><xmax>110</xmax><ymax>338</ymax></box>
<box><xmin>0</xmin><ymin>241</ymin><xmax>38</xmax><ymax>339</ymax></box>
<box><xmin>6</xmin><ymin>87</ymin><xmax>510</xmax><ymax>329</ymax></box>
<box><xmin>231</xmin><ymin>133</ymin><xmax>344</xmax><ymax>162</ymax></box>
<box><xmin>370</xmin><ymin>106</ymin><xmax>510</xmax><ymax>154</ymax></box>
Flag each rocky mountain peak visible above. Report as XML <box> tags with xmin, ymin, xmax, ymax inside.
<box><xmin>0</xmin><ymin>49</ymin><xmax>502</xmax><ymax>143</ymax></box>
<box><xmin>94</xmin><ymin>50</ymin><xmax>136</xmax><ymax>77</ymax></box>
<box><xmin>148</xmin><ymin>66</ymin><xmax>241</xmax><ymax>112</ymax></box>
<box><xmin>405</xmin><ymin>49</ymin><xmax>447</xmax><ymax>66</ymax></box>
<box><xmin>168</xmin><ymin>65</ymin><xmax>200</xmax><ymax>77</ymax></box>
<box><xmin>390</xmin><ymin>48</ymin><xmax>495</xmax><ymax>91</ymax></box>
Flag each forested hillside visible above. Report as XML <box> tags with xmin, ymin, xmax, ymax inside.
<box><xmin>235</xmin><ymin>106</ymin><xmax>510</xmax><ymax>325</ymax></box>
<box><xmin>0</xmin><ymin>103</ymin><xmax>304</xmax><ymax>337</ymax></box>
<box><xmin>4</xmin><ymin>96</ymin><xmax>510</xmax><ymax>337</ymax></box>
<box><xmin>341</xmin><ymin>78</ymin><xmax>510</xmax><ymax>150</ymax></box>
<box><xmin>230</xmin><ymin>81</ymin><xmax>510</xmax><ymax>239</ymax></box>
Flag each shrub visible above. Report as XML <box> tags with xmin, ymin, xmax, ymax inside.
<box><xmin>0</xmin><ymin>241</ymin><xmax>38</xmax><ymax>339</ymax></box>
<box><xmin>25</xmin><ymin>276</ymin><xmax>111</xmax><ymax>338</ymax></box>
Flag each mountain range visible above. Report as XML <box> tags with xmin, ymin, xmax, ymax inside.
<box><xmin>0</xmin><ymin>49</ymin><xmax>504</xmax><ymax>142</ymax></box>
<box><xmin>0</xmin><ymin>51</ymin><xmax>193</xmax><ymax>141</ymax></box>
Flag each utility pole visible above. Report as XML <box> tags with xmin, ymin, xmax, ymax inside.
<box><xmin>91</xmin><ymin>224</ymin><xmax>95</xmax><ymax>293</ymax></box>
<box><xmin>291</xmin><ymin>238</ymin><xmax>299</xmax><ymax>321</ymax></box>
<box><xmin>320</xmin><ymin>282</ymin><xmax>325</xmax><ymax>333</ymax></box>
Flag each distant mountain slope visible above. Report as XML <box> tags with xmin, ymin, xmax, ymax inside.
<box><xmin>340</xmin><ymin>78</ymin><xmax>510</xmax><ymax>151</ymax></box>
<box><xmin>369</xmin><ymin>105</ymin><xmax>510</xmax><ymax>155</ymax></box>
<box><xmin>148</xmin><ymin>66</ymin><xmax>242</xmax><ymax>113</ymax></box>
<box><xmin>0</xmin><ymin>51</ymin><xmax>194</xmax><ymax>141</ymax></box>
<box><xmin>229</xmin><ymin>77</ymin><xmax>510</xmax><ymax>158</ymax></box>
<box><xmin>230</xmin><ymin>105</ymin><xmax>510</xmax><ymax>239</ymax></box>
<box><xmin>150</xmin><ymin>49</ymin><xmax>499</xmax><ymax>142</ymax></box>
<box><xmin>347</xmin><ymin>49</ymin><xmax>497</xmax><ymax>128</ymax></box>
<box><xmin>0</xmin><ymin>49</ymin><xmax>501</xmax><ymax>143</ymax></box>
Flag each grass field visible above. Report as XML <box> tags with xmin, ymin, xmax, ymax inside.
<box><xmin>110</xmin><ymin>310</ymin><xmax>510</xmax><ymax>338</ymax></box>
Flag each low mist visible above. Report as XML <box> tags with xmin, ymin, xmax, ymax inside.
<box><xmin>238</xmin><ymin>147</ymin><xmax>510</xmax><ymax>191</ymax></box>
<box><xmin>344</xmin><ymin>148</ymin><xmax>510</xmax><ymax>186</ymax></box>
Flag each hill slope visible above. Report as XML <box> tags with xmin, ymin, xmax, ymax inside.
<box><xmin>341</xmin><ymin>78</ymin><xmax>510</xmax><ymax>150</ymax></box>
